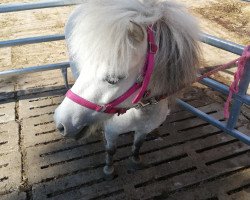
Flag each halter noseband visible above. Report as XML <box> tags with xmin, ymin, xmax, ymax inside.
<box><xmin>66</xmin><ymin>26</ymin><xmax>158</xmax><ymax>115</ymax></box>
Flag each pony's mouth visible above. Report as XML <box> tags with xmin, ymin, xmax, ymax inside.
<box><xmin>57</xmin><ymin>123</ymin><xmax>91</xmax><ymax>140</ymax></box>
<box><xmin>74</xmin><ymin>126</ymin><xmax>91</xmax><ymax>140</ymax></box>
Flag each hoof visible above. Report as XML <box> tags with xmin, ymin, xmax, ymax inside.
<box><xmin>103</xmin><ymin>166</ymin><xmax>115</xmax><ymax>181</ymax></box>
<box><xmin>127</xmin><ymin>157</ymin><xmax>145</xmax><ymax>173</ymax></box>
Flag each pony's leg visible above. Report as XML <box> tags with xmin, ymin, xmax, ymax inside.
<box><xmin>128</xmin><ymin>132</ymin><xmax>147</xmax><ymax>171</ymax></box>
<box><xmin>103</xmin><ymin>132</ymin><xmax>118</xmax><ymax>180</ymax></box>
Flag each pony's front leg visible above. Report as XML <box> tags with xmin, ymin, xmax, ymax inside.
<box><xmin>128</xmin><ymin>132</ymin><xmax>147</xmax><ymax>171</ymax></box>
<box><xmin>103</xmin><ymin>132</ymin><xmax>118</xmax><ymax>180</ymax></box>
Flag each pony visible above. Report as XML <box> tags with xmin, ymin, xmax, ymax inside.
<box><xmin>54</xmin><ymin>0</ymin><xmax>200</xmax><ymax>179</ymax></box>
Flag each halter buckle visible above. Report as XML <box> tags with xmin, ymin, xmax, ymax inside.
<box><xmin>149</xmin><ymin>42</ymin><xmax>158</xmax><ymax>54</ymax></box>
<box><xmin>134</xmin><ymin>97</ymin><xmax>158</xmax><ymax>109</ymax></box>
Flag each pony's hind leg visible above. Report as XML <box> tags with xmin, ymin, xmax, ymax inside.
<box><xmin>103</xmin><ymin>132</ymin><xmax>118</xmax><ymax>180</ymax></box>
<box><xmin>128</xmin><ymin>132</ymin><xmax>147</xmax><ymax>172</ymax></box>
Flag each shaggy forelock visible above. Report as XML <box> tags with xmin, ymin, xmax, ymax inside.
<box><xmin>67</xmin><ymin>0</ymin><xmax>151</xmax><ymax>77</ymax></box>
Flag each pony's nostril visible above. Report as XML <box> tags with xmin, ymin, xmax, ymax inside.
<box><xmin>57</xmin><ymin>123</ymin><xmax>65</xmax><ymax>134</ymax></box>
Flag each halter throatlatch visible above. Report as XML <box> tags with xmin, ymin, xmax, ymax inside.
<box><xmin>66</xmin><ymin>25</ymin><xmax>158</xmax><ymax>115</ymax></box>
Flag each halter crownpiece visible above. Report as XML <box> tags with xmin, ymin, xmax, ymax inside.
<box><xmin>66</xmin><ymin>25</ymin><xmax>158</xmax><ymax>115</ymax></box>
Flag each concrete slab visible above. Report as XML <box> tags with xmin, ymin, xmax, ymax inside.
<box><xmin>0</xmin><ymin>102</ymin><xmax>15</xmax><ymax>123</ymax></box>
<box><xmin>1</xmin><ymin>191</ymin><xmax>26</xmax><ymax>200</ymax></box>
<box><xmin>21</xmin><ymin>113</ymin><xmax>62</xmax><ymax>148</ymax></box>
<box><xmin>19</xmin><ymin>94</ymin><xmax>64</xmax><ymax>120</ymax></box>
<box><xmin>0</xmin><ymin>152</ymin><xmax>22</xmax><ymax>193</ymax></box>
<box><xmin>0</xmin><ymin>121</ymin><xmax>19</xmax><ymax>154</ymax></box>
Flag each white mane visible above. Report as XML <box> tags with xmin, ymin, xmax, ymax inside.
<box><xmin>66</xmin><ymin>0</ymin><xmax>200</xmax><ymax>96</ymax></box>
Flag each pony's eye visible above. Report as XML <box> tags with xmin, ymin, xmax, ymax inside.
<box><xmin>104</xmin><ymin>75</ymin><xmax>125</xmax><ymax>85</ymax></box>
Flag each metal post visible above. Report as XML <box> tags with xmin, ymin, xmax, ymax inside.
<box><xmin>226</xmin><ymin>47</ymin><xmax>250</xmax><ymax>129</ymax></box>
<box><xmin>61</xmin><ymin>68</ymin><xmax>69</xmax><ymax>89</ymax></box>
<box><xmin>177</xmin><ymin>99</ymin><xmax>250</xmax><ymax>145</ymax></box>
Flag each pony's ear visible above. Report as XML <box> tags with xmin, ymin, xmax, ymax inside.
<box><xmin>128</xmin><ymin>21</ymin><xmax>144</xmax><ymax>44</ymax></box>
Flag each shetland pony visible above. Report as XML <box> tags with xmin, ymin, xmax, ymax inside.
<box><xmin>54</xmin><ymin>0</ymin><xmax>200</xmax><ymax>178</ymax></box>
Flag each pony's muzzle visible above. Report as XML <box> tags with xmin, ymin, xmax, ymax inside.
<box><xmin>56</xmin><ymin>122</ymin><xmax>90</xmax><ymax>140</ymax></box>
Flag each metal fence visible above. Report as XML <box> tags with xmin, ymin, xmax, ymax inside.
<box><xmin>0</xmin><ymin>0</ymin><xmax>249</xmax><ymax>145</ymax></box>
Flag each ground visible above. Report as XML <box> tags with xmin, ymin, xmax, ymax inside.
<box><xmin>0</xmin><ymin>0</ymin><xmax>249</xmax><ymax>200</ymax></box>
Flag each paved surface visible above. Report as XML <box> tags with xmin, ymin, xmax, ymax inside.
<box><xmin>0</xmin><ymin>71</ymin><xmax>249</xmax><ymax>200</ymax></box>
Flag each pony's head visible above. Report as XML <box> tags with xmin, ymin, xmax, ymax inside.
<box><xmin>54</xmin><ymin>0</ymin><xmax>200</xmax><ymax>139</ymax></box>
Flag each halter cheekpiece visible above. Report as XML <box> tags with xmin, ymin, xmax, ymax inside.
<box><xmin>66</xmin><ymin>25</ymin><xmax>158</xmax><ymax>115</ymax></box>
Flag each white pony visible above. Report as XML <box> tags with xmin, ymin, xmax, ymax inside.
<box><xmin>54</xmin><ymin>0</ymin><xmax>200</xmax><ymax>179</ymax></box>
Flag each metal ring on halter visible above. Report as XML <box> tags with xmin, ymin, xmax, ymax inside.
<box><xmin>134</xmin><ymin>97</ymin><xmax>159</xmax><ymax>109</ymax></box>
<box><xmin>136</xmin><ymin>75</ymin><xmax>144</xmax><ymax>84</ymax></box>
<box><xmin>98</xmin><ymin>105</ymin><xmax>107</xmax><ymax>112</ymax></box>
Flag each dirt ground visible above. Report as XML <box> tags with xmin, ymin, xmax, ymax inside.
<box><xmin>0</xmin><ymin>0</ymin><xmax>250</xmax><ymax>84</ymax></box>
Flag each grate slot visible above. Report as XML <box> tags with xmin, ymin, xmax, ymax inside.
<box><xmin>34</xmin><ymin>138</ymin><xmax>64</xmax><ymax>147</ymax></box>
<box><xmin>196</xmin><ymin>139</ymin><xmax>238</xmax><ymax>153</ymax></box>
<box><xmin>205</xmin><ymin>150</ymin><xmax>250</xmax><ymax>165</ymax></box>
<box><xmin>135</xmin><ymin>166</ymin><xmax>197</xmax><ymax>188</ymax></box>
<box><xmin>34</xmin><ymin>120</ymin><xmax>54</xmax><ymax>127</ymax></box>
<box><xmin>142</xmin><ymin>153</ymin><xmax>188</xmax><ymax>170</ymax></box>
<box><xmin>29</xmin><ymin>95</ymin><xmax>61</xmax><ymax>102</ymax></box>
<box><xmin>40</xmin><ymin>140</ymin><xmax>102</xmax><ymax>157</ymax></box>
<box><xmin>27</xmin><ymin>111</ymin><xmax>54</xmax><ymax>119</ymax></box>
<box><xmin>88</xmin><ymin>189</ymin><xmax>124</xmax><ymax>200</ymax></box>
<box><xmin>30</xmin><ymin>103</ymin><xmax>60</xmax><ymax>110</ymax></box>
<box><xmin>35</xmin><ymin>129</ymin><xmax>57</xmax><ymax>136</ymax></box>
<box><xmin>47</xmin><ymin>177</ymin><xmax>105</xmax><ymax>198</ymax></box>
<box><xmin>0</xmin><ymin>163</ymin><xmax>8</xmax><ymax>169</ymax></box>
<box><xmin>0</xmin><ymin>177</ymin><xmax>8</xmax><ymax>182</ymax></box>
<box><xmin>179</xmin><ymin>119</ymin><xmax>224</xmax><ymax>132</ymax></box>
<box><xmin>0</xmin><ymin>141</ymin><xmax>8</xmax><ymax>146</ymax></box>
<box><xmin>227</xmin><ymin>182</ymin><xmax>250</xmax><ymax>195</ymax></box>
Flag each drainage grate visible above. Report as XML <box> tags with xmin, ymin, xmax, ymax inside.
<box><xmin>0</xmin><ymin>89</ymin><xmax>249</xmax><ymax>199</ymax></box>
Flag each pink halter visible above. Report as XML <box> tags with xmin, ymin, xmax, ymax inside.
<box><xmin>66</xmin><ymin>25</ymin><xmax>158</xmax><ymax>115</ymax></box>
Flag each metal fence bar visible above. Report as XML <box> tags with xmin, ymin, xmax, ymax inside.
<box><xmin>0</xmin><ymin>0</ymin><xmax>82</xmax><ymax>13</ymax></box>
<box><xmin>0</xmin><ymin>32</ymin><xmax>245</xmax><ymax>54</ymax></box>
<box><xmin>200</xmin><ymin>78</ymin><xmax>250</xmax><ymax>105</ymax></box>
<box><xmin>201</xmin><ymin>33</ymin><xmax>244</xmax><ymax>55</ymax></box>
<box><xmin>0</xmin><ymin>62</ymin><xmax>69</xmax><ymax>77</ymax></box>
<box><xmin>0</xmin><ymin>34</ymin><xmax>65</xmax><ymax>48</ymax></box>
<box><xmin>177</xmin><ymin>99</ymin><xmax>250</xmax><ymax>145</ymax></box>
